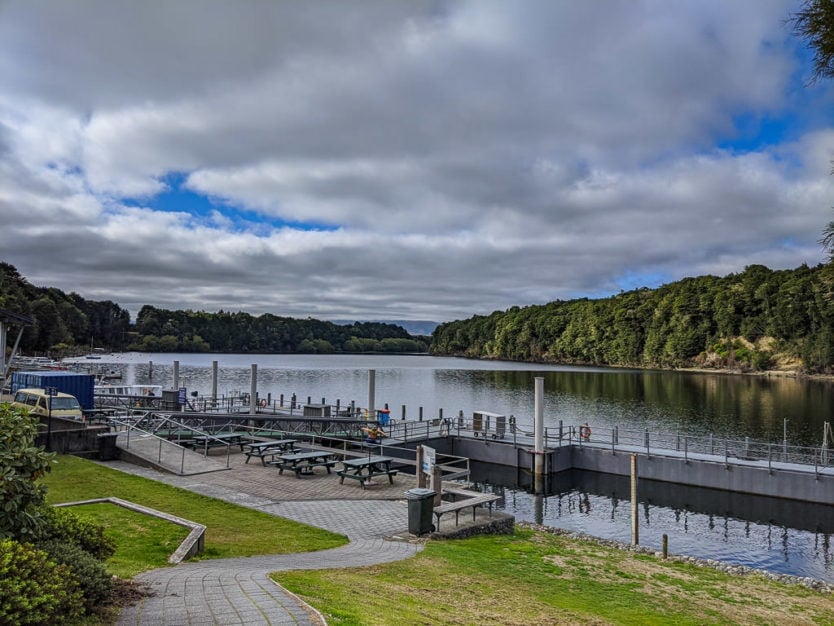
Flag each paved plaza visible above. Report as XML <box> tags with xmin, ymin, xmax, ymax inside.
<box><xmin>111</xmin><ymin>448</ymin><xmax>499</xmax><ymax>625</ymax></box>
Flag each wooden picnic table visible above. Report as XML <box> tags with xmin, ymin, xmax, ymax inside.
<box><xmin>269</xmin><ymin>450</ymin><xmax>337</xmax><ymax>478</ymax></box>
<box><xmin>243</xmin><ymin>439</ymin><xmax>299</xmax><ymax>465</ymax></box>
<box><xmin>192</xmin><ymin>432</ymin><xmax>248</xmax><ymax>452</ymax></box>
<box><xmin>338</xmin><ymin>455</ymin><xmax>398</xmax><ymax>489</ymax></box>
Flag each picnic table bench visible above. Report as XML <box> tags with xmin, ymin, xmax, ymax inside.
<box><xmin>269</xmin><ymin>450</ymin><xmax>338</xmax><ymax>478</ymax></box>
<box><xmin>190</xmin><ymin>432</ymin><xmax>249</xmax><ymax>452</ymax></box>
<box><xmin>337</xmin><ymin>456</ymin><xmax>398</xmax><ymax>489</ymax></box>
<box><xmin>243</xmin><ymin>439</ymin><xmax>300</xmax><ymax>465</ymax></box>
<box><xmin>434</xmin><ymin>488</ymin><xmax>501</xmax><ymax>526</ymax></box>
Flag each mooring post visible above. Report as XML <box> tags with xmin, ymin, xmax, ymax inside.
<box><xmin>367</xmin><ymin>369</ymin><xmax>376</xmax><ymax>417</ymax></box>
<box><xmin>402</xmin><ymin>404</ymin><xmax>406</xmax><ymax>420</ymax></box>
<box><xmin>148</xmin><ymin>360</ymin><xmax>153</xmax><ymax>380</ymax></box>
<box><xmin>173</xmin><ymin>360</ymin><xmax>180</xmax><ymax>391</ymax></box>
<box><xmin>211</xmin><ymin>360</ymin><xmax>218</xmax><ymax>408</ymax></box>
<box><xmin>419</xmin><ymin>406</ymin><xmax>423</xmax><ymax>421</ymax></box>
<box><xmin>783</xmin><ymin>418</ymin><xmax>788</xmax><ymax>461</ymax></box>
<box><xmin>249</xmin><ymin>364</ymin><xmax>257</xmax><ymax>416</ymax></box>
<box><xmin>631</xmin><ymin>453</ymin><xmax>639</xmax><ymax>545</ymax></box>
<box><xmin>662</xmin><ymin>534</ymin><xmax>668</xmax><ymax>559</ymax></box>
<box><xmin>534</xmin><ymin>376</ymin><xmax>545</xmax><ymax>476</ymax></box>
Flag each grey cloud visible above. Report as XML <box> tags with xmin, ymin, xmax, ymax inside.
<box><xmin>0</xmin><ymin>1</ymin><xmax>831</xmax><ymax>325</ymax></box>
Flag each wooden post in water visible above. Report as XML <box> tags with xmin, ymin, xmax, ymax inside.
<box><xmin>367</xmin><ymin>369</ymin><xmax>376</xmax><ymax>417</ymax></box>
<box><xmin>211</xmin><ymin>360</ymin><xmax>218</xmax><ymax>408</ymax></box>
<box><xmin>249</xmin><ymin>364</ymin><xmax>257</xmax><ymax>416</ymax></box>
<box><xmin>173</xmin><ymin>360</ymin><xmax>180</xmax><ymax>391</ymax></box>
<box><xmin>631</xmin><ymin>454</ymin><xmax>639</xmax><ymax>545</ymax></box>
<box><xmin>662</xmin><ymin>534</ymin><xmax>668</xmax><ymax>558</ymax></box>
<box><xmin>148</xmin><ymin>360</ymin><xmax>153</xmax><ymax>380</ymax></box>
<box><xmin>534</xmin><ymin>377</ymin><xmax>545</xmax><ymax>476</ymax></box>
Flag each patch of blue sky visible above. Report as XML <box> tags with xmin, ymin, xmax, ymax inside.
<box><xmin>717</xmin><ymin>42</ymin><xmax>826</xmax><ymax>156</ymax></box>
<box><xmin>613</xmin><ymin>270</ymin><xmax>671</xmax><ymax>293</ymax></box>
<box><xmin>121</xmin><ymin>172</ymin><xmax>338</xmax><ymax>232</ymax></box>
<box><xmin>717</xmin><ymin>112</ymin><xmax>798</xmax><ymax>154</ymax></box>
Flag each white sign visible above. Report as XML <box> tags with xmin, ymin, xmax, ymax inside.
<box><xmin>421</xmin><ymin>445</ymin><xmax>435</xmax><ymax>474</ymax></box>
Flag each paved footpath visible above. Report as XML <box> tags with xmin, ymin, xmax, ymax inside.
<box><xmin>112</xmin><ymin>458</ymin><xmax>425</xmax><ymax>625</ymax></box>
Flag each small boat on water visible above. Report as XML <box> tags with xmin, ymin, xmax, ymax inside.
<box><xmin>95</xmin><ymin>383</ymin><xmax>162</xmax><ymax>397</ymax></box>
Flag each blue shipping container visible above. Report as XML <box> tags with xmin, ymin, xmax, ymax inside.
<box><xmin>11</xmin><ymin>371</ymin><xmax>96</xmax><ymax>410</ymax></box>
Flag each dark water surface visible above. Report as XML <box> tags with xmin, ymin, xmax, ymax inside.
<box><xmin>76</xmin><ymin>353</ymin><xmax>834</xmax><ymax>581</ymax></box>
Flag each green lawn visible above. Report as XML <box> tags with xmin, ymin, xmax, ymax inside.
<box><xmin>42</xmin><ymin>455</ymin><xmax>347</xmax><ymax>576</ymax></box>
<box><xmin>274</xmin><ymin>529</ymin><xmax>834</xmax><ymax>625</ymax></box>
<box><xmin>41</xmin><ymin>456</ymin><xmax>834</xmax><ymax>625</ymax></box>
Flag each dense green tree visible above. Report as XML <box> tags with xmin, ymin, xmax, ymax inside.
<box><xmin>431</xmin><ymin>263</ymin><xmax>834</xmax><ymax>373</ymax></box>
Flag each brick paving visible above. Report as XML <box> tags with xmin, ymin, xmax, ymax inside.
<box><xmin>111</xmin><ymin>449</ymin><xmax>444</xmax><ymax>625</ymax></box>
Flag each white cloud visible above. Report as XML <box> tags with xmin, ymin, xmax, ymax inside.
<box><xmin>0</xmin><ymin>0</ymin><xmax>830</xmax><ymax>324</ymax></box>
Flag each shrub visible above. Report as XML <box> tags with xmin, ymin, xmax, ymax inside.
<box><xmin>0</xmin><ymin>539</ymin><xmax>84</xmax><ymax>624</ymax></box>
<box><xmin>0</xmin><ymin>405</ymin><xmax>54</xmax><ymax>541</ymax></box>
<box><xmin>37</xmin><ymin>539</ymin><xmax>113</xmax><ymax>613</ymax></box>
<box><xmin>39</xmin><ymin>506</ymin><xmax>116</xmax><ymax>560</ymax></box>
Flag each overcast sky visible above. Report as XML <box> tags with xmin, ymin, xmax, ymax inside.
<box><xmin>0</xmin><ymin>1</ymin><xmax>832</xmax><ymax>324</ymax></box>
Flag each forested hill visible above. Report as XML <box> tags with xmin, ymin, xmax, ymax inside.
<box><xmin>430</xmin><ymin>263</ymin><xmax>834</xmax><ymax>373</ymax></box>
<box><xmin>0</xmin><ymin>262</ymin><xmax>427</xmax><ymax>354</ymax></box>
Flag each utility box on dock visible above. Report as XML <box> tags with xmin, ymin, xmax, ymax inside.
<box><xmin>473</xmin><ymin>410</ymin><xmax>506</xmax><ymax>438</ymax></box>
<box><xmin>161</xmin><ymin>389</ymin><xmax>181</xmax><ymax>411</ymax></box>
<box><xmin>303</xmin><ymin>404</ymin><xmax>331</xmax><ymax>417</ymax></box>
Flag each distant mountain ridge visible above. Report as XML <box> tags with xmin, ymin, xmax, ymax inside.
<box><xmin>332</xmin><ymin>319</ymin><xmax>440</xmax><ymax>336</ymax></box>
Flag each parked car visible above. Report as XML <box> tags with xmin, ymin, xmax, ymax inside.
<box><xmin>11</xmin><ymin>388</ymin><xmax>83</xmax><ymax>420</ymax></box>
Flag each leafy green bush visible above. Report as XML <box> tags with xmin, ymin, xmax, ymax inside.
<box><xmin>0</xmin><ymin>539</ymin><xmax>83</xmax><ymax>624</ymax></box>
<box><xmin>39</xmin><ymin>505</ymin><xmax>116</xmax><ymax>560</ymax></box>
<box><xmin>0</xmin><ymin>404</ymin><xmax>54</xmax><ymax>541</ymax></box>
<box><xmin>37</xmin><ymin>539</ymin><xmax>112</xmax><ymax>613</ymax></box>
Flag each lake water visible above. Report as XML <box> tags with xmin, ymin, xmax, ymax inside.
<box><xmin>74</xmin><ymin>352</ymin><xmax>834</xmax><ymax>581</ymax></box>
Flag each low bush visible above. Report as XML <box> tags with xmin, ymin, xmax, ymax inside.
<box><xmin>39</xmin><ymin>505</ymin><xmax>116</xmax><ymax>560</ymax></box>
<box><xmin>0</xmin><ymin>539</ymin><xmax>84</xmax><ymax>624</ymax></box>
<box><xmin>37</xmin><ymin>539</ymin><xmax>113</xmax><ymax>613</ymax></box>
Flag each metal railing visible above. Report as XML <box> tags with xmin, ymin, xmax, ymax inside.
<box><xmin>110</xmin><ymin>415</ymin><xmax>233</xmax><ymax>474</ymax></box>
<box><xmin>388</xmin><ymin>413</ymin><xmax>834</xmax><ymax>474</ymax></box>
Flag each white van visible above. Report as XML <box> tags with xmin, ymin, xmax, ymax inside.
<box><xmin>11</xmin><ymin>388</ymin><xmax>83</xmax><ymax>420</ymax></box>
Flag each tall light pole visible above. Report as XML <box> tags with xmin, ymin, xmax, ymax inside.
<box><xmin>46</xmin><ymin>386</ymin><xmax>57</xmax><ymax>452</ymax></box>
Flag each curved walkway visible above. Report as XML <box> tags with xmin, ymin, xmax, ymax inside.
<box><xmin>111</xmin><ymin>461</ymin><xmax>425</xmax><ymax>625</ymax></box>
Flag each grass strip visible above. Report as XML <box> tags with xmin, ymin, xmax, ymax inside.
<box><xmin>42</xmin><ymin>455</ymin><xmax>347</xmax><ymax>575</ymax></box>
<box><xmin>274</xmin><ymin>529</ymin><xmax>834</xmax><ymax>625</ymax></box>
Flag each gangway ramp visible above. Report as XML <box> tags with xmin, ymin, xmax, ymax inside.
<box><xmin>114</xmin><ymin>429</ymin><xmax>231</xmax><ymax>476</ymax></box>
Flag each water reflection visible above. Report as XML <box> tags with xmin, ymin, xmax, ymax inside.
<box><xmin>469</xmin><ymin>461</ymin><xmax>834</xmax><ymax>582</ymax></box>
<box><xmin>92</xmin><ymin>353</ymin><xmax>832</xmax><ymax>446</ymax></box>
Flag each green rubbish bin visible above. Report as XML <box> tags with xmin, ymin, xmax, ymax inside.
<box><xmin>405</xmin><ymin>488</ymin><xmax>436</xmax><ymax>535</ymax></box>
<box><xmin>97</xmin><ymin>432</ymin><xmax>119</xmax><ymax>461</ymax></box>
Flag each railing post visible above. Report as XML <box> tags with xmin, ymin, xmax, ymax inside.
<box><xmin>710</xmin><ymin>433</ymin><xmax>714</xmax><ymax>455</ymax></box>
<box><xmin>645</xmin><ymin>429</ymin><xmax>650</xmax><ymax>457</ymax></box>
<box><xmin>768</xmin><ymin>443</ymin><xmax>772</xmax><ymax>473</ymax></box>
<box><xmin>614</xmin><ymin>425</ymin><xmax>619</xmax><ymax>445</ymax></box>
<box><xmin>684</xmin><ymin>436</ymin><xmax>688</xmax><ymax>463</ymax></box>
<box><xmin>724</xmin><ymin>438</ymin><xmax>728</xmax><ymax>467</ymax></box>
<box><xmin>611</xmin><ymin>428</ymin><xmax>615</xmax><ymax>454</ymax></box>
<box><xmin>181</xmin><ymin>446</ymin><xmax>185</xmax><ymax>475</ymax></box>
